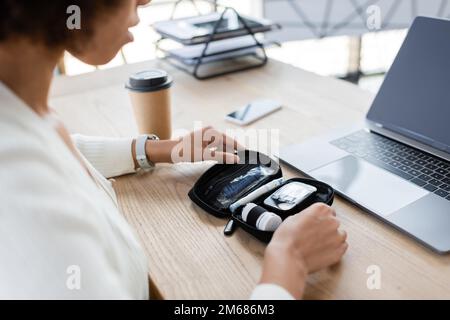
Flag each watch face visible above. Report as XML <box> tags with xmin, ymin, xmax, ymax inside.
<box><xmin>137</xmin><ymin>135</ymin><xmax>155</xmax><ymax>170</ymax></box>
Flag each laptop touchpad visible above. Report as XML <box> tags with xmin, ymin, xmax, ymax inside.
<box><xmin>309</xmin><ymin>156</ymin><xmax>428</xmax><ymax>216</ymax></box>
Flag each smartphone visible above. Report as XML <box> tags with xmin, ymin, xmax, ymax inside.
<box><xmin>225</xmin><ymin>100</ymin><xmax>282</xmax><ymax>126</ymax></box>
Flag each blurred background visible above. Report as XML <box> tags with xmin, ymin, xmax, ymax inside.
<box><xmin>59</xmin><ymin>0</ymin><xmax>450</xmax><ymax>94</ymax></box>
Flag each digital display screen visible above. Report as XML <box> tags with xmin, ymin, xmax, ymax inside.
<box><xmin>228</xmin><ymin>100</ymin><xmax>281</xmax><ymax>123</ymax></box>
<box><xmin>367</xmin><ymin>18</ymin><xmax>450</xmax><ymax>152</ymax></box>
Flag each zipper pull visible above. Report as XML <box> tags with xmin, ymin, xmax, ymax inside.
<box><xmin>224</xmin><ymin>219</ymin><xmax>237</xmax><ymax>236</ymax></box>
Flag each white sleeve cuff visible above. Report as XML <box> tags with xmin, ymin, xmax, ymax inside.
<box><xmin>71</xmin><ymin>134</ymin><xmax>136</xmax><ymax>179</ymax></box>
<box><xmin>250</xmin><ymin>284</ymin><xmax>295</xmax><ymax>300</ymax></box>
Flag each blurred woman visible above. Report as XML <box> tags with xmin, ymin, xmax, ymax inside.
<box><xmin>0</xmin><ymin>0</ymin><xmax>347</xmax><ymax>299</ymax></box>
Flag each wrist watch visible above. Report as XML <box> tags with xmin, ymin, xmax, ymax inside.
<box><xmin>136</xmin><ymin>134</ymin><xmax>159</xmax><ymax>171</ymax></box>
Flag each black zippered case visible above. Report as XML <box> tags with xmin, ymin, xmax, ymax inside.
<box><xmin>188</xmin><ymin>150</ymin><xmax>335</xmax><ymax>243</ymax></box>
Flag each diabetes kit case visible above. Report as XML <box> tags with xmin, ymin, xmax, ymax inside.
<box><xmin>188</xmin><ymin>150</ymin><xmax>335</xmax><ymax>243</ymax></box>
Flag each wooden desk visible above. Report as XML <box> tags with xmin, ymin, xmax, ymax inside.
<box><xmin>50</xmin><ymin>59</ymin><xmax>450</xmax><ymax>300</ymax></box>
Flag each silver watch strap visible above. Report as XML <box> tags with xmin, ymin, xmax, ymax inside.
<box><xmin>136</xmin><ymin>134</ymin><xmax>159</xmax><ymax>171</ymax></box>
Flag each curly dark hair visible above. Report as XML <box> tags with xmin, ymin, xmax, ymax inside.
<box><xmin>0</xmin><ymin>0</ymin><xmax>123</xmax><ymax>46</ymax></box>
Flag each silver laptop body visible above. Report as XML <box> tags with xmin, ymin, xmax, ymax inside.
<box><xmin>280</xmin><ymin>17</ymin><xmax>450</xmax><ymax>254</ymax></box>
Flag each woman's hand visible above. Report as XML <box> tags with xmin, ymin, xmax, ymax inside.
<box><xmin>142</xmin><ymin>127</ymin><xmax>244</xmax><ymax>165</ymax></box>
<box><xmin>260</xmin><ymin>203</ymin><xmax>348</xmax><ymax>299</ymax></box>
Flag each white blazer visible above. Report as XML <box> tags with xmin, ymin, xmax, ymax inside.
<box><xmin>0</xmin><ymin>82</ymin><xmax>293</xmax><ymax>300</ymax></box>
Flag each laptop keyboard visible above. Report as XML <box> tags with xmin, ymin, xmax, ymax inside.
<box><xmin>331</xmin><ymin>130</ymin><xmax>450</xmax><ymax>201</ymax></box>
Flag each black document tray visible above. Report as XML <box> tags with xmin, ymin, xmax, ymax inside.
<box><xmin>188</xmin><ymin>150</ymin><xmax>335</xmax><ymax>243</ymax></box>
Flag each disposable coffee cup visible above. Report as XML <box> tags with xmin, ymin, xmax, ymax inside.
<box><xmin>126</xmin><ymin>70</ymin><xmax>173</xmax><ymax>140</ymax></box>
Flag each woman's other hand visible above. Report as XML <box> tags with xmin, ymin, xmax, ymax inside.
<box><xmin>144</xmin><ymin>127</ymin><xmax>244</xmax><ymax>164</ymax></box>
<box><xmin>260</xmin><ymin>203</ymin><xmax>348</xmax><ymax>299</ymax></box>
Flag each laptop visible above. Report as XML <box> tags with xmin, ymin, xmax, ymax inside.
<box><xmin>279</xmin><ymin>17</ymin><xmax>450</xmax><ymax>254</ymax></box>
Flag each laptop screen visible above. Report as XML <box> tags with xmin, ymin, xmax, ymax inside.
<box><xmin>367</xmin><ymin>17</ymin><xmax>450</xmax><ymax>153</ymax></box>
